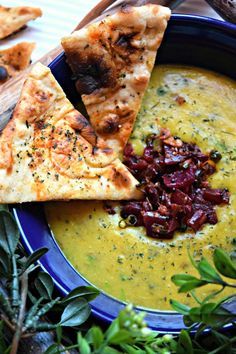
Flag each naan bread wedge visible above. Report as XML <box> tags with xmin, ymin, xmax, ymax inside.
<box><xmin>0</xmin><ymin>42</ymin><xmax>35</xmax><ymax>84</ymax></box>
<box><xmin>0</xmin><ymin>5</ymin><xmax>42</xmax><ymax>39</ymax></box>
<box><xmin>0</xmin><ymin>63</ymin><xmax>141</xmax><ymax>204</ymax></box>
<box><xmin>61</xmin><ymin>4</ymin><xmax>171</xmax><ymax>153</ymax></box>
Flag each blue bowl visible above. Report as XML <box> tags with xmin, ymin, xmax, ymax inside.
<box><xmin>13</xmin><ymin>14</ymin><xmax>236</xmax><ymax>333</ymax></box>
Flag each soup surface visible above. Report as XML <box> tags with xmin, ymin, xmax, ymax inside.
<box><xmin>45</xmin><ymin>65</ymin><xmax>236</xmax><ymax>310</ymax></box>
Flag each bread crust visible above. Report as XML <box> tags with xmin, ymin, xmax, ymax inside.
<box><xmin>62</xmin><ymin>4</ymin><xmax>171</xmax><ymax>153</ymax></box>
<box><xmin>0</xmin><ymin>5</ymin><xmax>42</xmax><ymax>39</ymax></box>
<box><xmin>0</xmin><ymin>63</ymin><xmax>141</xmax><ymax>203</ymax></box>
<box><xmin>0</xmin><ymin>42</ymin><xmax>35</xmax><ymax>84</ymax></box>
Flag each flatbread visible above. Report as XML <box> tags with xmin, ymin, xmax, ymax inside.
<box><xmin>0</xmin><ymin>63</ymin><xmax>141</xmax><ymax>203</ymax></box>
<box><xmin>0</xmin><ymin>5</ymin><xmax>42</xmax><ymax>39</ymax></box>
<box><xmin>0</xmin><ymin>42</ymin><xmax>35</xmax><ymax>84</ymax></box>
<box><xmin>61</xmin><ymin>4</ymin><xmax>171</xmax><ymax>153</ymax></box>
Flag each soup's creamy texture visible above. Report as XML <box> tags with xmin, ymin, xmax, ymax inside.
<box><xmin>45</xmin><ymin>65</ymin><xmax>236</xmax><ymax>310</ymax></box>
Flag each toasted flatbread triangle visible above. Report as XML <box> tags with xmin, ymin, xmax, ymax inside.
<box><xmin>0</xmin><ymin>63</ymin><xmax>141</xmax><ymax>203</ymax></box>
<box><xmin>0</xmin><ymin>5</ymin><xmax>42</xmax><ymax>39</ymax></box>
<box><xmin>0</xmin><ymin>42</ymin><xmax>35</xmax><ymax>83</ymax></box>
<box><xmin>61</xmin><ymin>4</ymin><xmax>171</xmax><ymax>153</ymax></box>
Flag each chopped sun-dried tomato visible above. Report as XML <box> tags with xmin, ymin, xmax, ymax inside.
<box><xmin>118</xmin><ymin>128</ymin><xmax>229</xmax><ymax>239</ymax></box>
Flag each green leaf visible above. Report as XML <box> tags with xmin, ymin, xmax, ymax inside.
<box><xmin>22</xmin><ymin>248</ymin><xmax>48</xmax><ymax>272</ymax></box>
<box><xmin>60</xmin><ymin>298</ymin><xmax>91</xmax><ymax>327</ymax></box>
<box><xmin>144</xmin><ymin>346</ymin><xmax>156</xmax><ymax>354</ymax></box>
<box><xmin>171</xmin><ymin>274</ymin><xmax>200</xmax><ymax>286</ymax></box>
<box><xmin>62</xmin><ymin>286</ymin><xmax>99</xmax><ymax>304</ymax></box>
<box><xmin>77</xmin><ymin>333</ymin><xmax>91</xmax><ymax>354</ymax></box>
<box><xmin>178</xmin><ymin>279</ymin><xmax>207</xmax><ymax>293</ymax></box>
<box><xmin>188</xmin><ymin>307</ymin><xmax>202</xmax><ymax>323</ymax></box>
<box><xmin>171</xmin><ymin>273</ymin><xmax>208</xmax><ymax>292</ymax></box>
<box><xmin>35</xmin><ymin>272</ymin><xmax>54</xmax><ymax>300</ymax></box>
<box><xmin>43</xmin><ymin>344</ymin><xmax>59</xmax><ymax>354</ymax></box>
<box><xmin>90</xmin><ymin>326</ymin><xmax>104</xmax><ymax>349</ymax></box>
<box><xmin>200</xmin><ymin>302</ymin><xmax>218</xmax><ymax>325</ymax></box>
<box><xmin>205</xmin><ymin>305</ymin><xmax>235</xmax><ymax>328</ymax></box>
<box><xmin>121</xmin><ymin>344</ymin><xmax>144</xmax><ymax>354</ymax></box>
<box><xmin>106</xmin><ymin>319</ymin><xmax>120</xmax><ymax>341</ymax></box>
<box><xmin>0</xmin><ymin>246</ymin><xmax>10</xmax><ymax>276</ymax></box>
<box><xmin>187</xmin><ymin>246</ymin><xmax>199</xmax><ymax>270</ymax></box>
<box><xmin>177</xmin><ymin>330</ymin><xmax>193</xmax><ymax>354</ymax></box>
<box><xmin>0</xmin><ymin>210</ymin><xmax>19</xmax><ymax>255</ymax></box>
<box><xmin>198</xmin><ymin>258</ymin><xmax>223</xmax><ymax>283</ymax></box>
<box><xmin>102</xmin><ymin>347</ymin><xmax>121</xmax><ymax>354</ymax></box>
<box><xmin>213</xmin><ymin>248</ymin><xmax>236</xmax><ymax>279</ymax></box>
<box><xmin>108</xmin><ymin>329</ymin><xmax>132</xmax><ymax>345</ymax></box>
<box><xmin>170</xmin><ymin>299</ymin><xmax>190</xmax><ymax>315</ymax></box>
<box><xmin>211</xmin><ymin>329</ymin><xmax>229</xmax><ymax>346</ymax></box>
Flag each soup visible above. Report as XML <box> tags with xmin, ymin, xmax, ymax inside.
<box><xmin>45</xmin><ymin>65</ymin><xmax>236</xmax><ymax>310</ymax></box>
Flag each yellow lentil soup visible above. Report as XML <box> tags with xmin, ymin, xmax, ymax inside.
<box><xmin>45</xmin><ymin>65</ymin><xmax>236</xmax><ymax>310</ymax></box>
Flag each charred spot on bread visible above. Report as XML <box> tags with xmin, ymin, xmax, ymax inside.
<box><xmin>112</xmin><ymin>167</ymin><xmax>131</xmax><ymax>189</ymax></box>
<box><xmin>115</xmin><ymin>32</ymin><xmax>138</xmax><ymax>54</ymax></box>
<box><xmin>96</xmin><ymin>114</ymin><xmax>120</xmax><ymax>134</ymax></box>
<box><xmin>66</xmin><ymin>111</ymin><xmax>97</xmax><ymax>146</ymax></box>
<box><xmin>69</xmin><ymin>53</ymin><xmax>117</xmax><ymax>95</ymax></box>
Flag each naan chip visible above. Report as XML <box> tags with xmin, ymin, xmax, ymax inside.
<box><xmin>61</xmin><ymin>4</ymin><xmax>171</xmax><ymax>153</ymax></box>
<box><xmin>0</xmin><ymin>42</ymin><xmax>35</xmax><ymax>84</ymax></box>
<box><xmin>0</xmin><ymin>63</ymin><xmax>141</xmax><ymax>203</ymax></box>
<box><xmin>0</xmin><ymin>5</ymin><xmax>42</xmax><ymax>39</ymax></box>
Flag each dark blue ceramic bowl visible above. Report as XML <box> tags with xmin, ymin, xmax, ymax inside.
<box><xmin>13</xmin><ymin>14</ymin><xmax>236</xmax><ymax>333</ymax></box>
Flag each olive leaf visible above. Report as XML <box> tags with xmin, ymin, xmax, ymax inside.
<box><xmin>197</xmin><ymin>258</ymin><xmax>224</xmax><ymax>284</ymax></box>
<box><xmin>108</xmin><ymin>329</ymin><xmax>132</xmax><ymax>345</ymax></box>
<box><xmin>170</xmin><ymin>299</ymin><xmax>190</xmax><ymax>315</ymax></box>
<box><xmin>77</xmin><ymin>333</ymin><xmax>91</xmax><ymax>354</ymax></box>
<box><xmin>188</xmin><ymin>307</ymin><xmax>202</xmax><ymax>323</ymax></box>
<box><xmin>105</xmin><ymin>319</ymin><xmax>120</xmax><ymax>341</ymax></box>
<box><xmin>21</xmin><ymin>247</ymin><xmax>48</xmax><ymax>273</ymax></box>
<box><xmin>144</xmin><ymin>346</ymin><xmax>157</xmax><ymax>354</ymax></box>
<box><xmin>201</xmin><ymin>304</ymin><xmax>236</xmax><ymax>328</ymax></box>
<box><xmin>179</xmin><ymin>280</ymin><xmax>207</xmax><ymax>293</ymax></box>
<box><xmin>0</xmin><ymin>246</ymin><xmax>10</xmax><ymax>276</ymax></box>
<box><xmin>43</xmin><ymin>343</ymin><xmax>60</xmax><ymax>354</ymax></box>
<box><xmin>102</xmin><ymin>346</ymin><xmax>121</xmax><ymax>354</ymax></box>
<box><xmin>62</xmin><ymin>285</ymin><xmax>99</xmax><ymax>304</ymax></box>
<box><xmin>35</xmin><ymin>272</ymin><xmax>54</xmax><ymax>300</ymax></box>
<box><xmin>213</xmin><ymin>248</ymin><xmax>236</xmax><ymax>279</ymax></box>
<box><xmin>177</xmin><ymin>330</ymin><xmax>193</xmax><ymax>354</ymax></box>
<box><xmin>86</xmin><ymin>326</ymin><xmax>104</xmax><ymax>349</ymax></box>
<box><xmin>121</xmin><ymin>344</ymin><xmax>143</xmax><ymax>354</ymax></box>
<box><xmin>211</xmin><ymin>329</ymin><xmax>230</xmax><ymax>347</ymax></box>
<box><xmin>171</xmin><ymin>274</ymin><xmax>201</xmax><ymax>286</ymax></box>
<box><xmin>60</xmin><ymin>298</ymin><xmax>91</xmax><ymax>327</ymax></box>
<box><xmin>0</xmin><ymin>210</ymin><xmax>19</xmax><ymax>256</ymax></box>
<box><xmin>171</xmin><ymin>273</ymin><xmax>208</xmax><ymax>292</ymax></box>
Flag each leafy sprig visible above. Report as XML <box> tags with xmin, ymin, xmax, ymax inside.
<box><xmin>0</xmin><ymin>207</ymin><xmax>99</xmax><ymax>354</ymax></box>
<box><xmin>45</xmin><ymin>304</ymin><xmax>180</xmax><ymax>354</ymax></box>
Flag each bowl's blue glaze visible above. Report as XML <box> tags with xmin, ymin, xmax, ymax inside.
<box><xmin>13</xmin><ymin>15</ymin><xmax>236</xmax><ymax>333</ymax></box>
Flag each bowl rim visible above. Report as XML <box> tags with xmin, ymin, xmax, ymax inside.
<box><xmin>13</xmin><ymin>13</ymin><xmax>236</xmax><ymax>334</ymax></box>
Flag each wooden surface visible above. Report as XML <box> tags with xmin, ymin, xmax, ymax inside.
<box><xmin>0</xmin><ymin>0</ymin><xmax>222</xmax><ymax>120</ymax></box>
